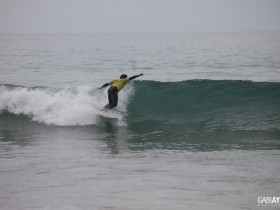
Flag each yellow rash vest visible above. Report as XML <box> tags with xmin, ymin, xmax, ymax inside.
<box><xmin>108</xmin><ymin>78</ymin><xmax>130</xmax><ymax>92</ymax></box>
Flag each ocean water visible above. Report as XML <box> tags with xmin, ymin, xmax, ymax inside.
<box><xmin>0</xmin><ymin>33</ymin><xmax>280</xmax><ymax>210</ymax></box>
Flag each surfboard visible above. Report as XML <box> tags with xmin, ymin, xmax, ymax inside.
<box><xmin>93</xmin><ymin>105</ymin><xmax>118</xmax><ymax>119</ymax></box>
<box><xmin>92</xmin><ymin>104</ymin><xmax>105</xmax><ymax>111</ymax></box>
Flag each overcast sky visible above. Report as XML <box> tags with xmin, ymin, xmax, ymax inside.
<box><xmin>0</xmin><ymin>0</ymin><xmax>279</xmax><ymax>33</ymax></box>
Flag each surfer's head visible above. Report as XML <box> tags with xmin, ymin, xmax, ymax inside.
<box><xmin>120</xmin><ymin>74</ymin><xmax>127</xmax><ymax>79</ymax></box>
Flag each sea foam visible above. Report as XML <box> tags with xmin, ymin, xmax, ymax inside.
<box><xmin>0</xmin><ymin>84</ymin><xmax>133</xmax><ymax>126</ymax></box>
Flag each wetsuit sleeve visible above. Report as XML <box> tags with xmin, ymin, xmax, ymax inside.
<box><xmin>129</xmin><ymin>75</ymin><xmax>141</xmax><ymax>81</ymax></box>
<box><xmin>100</xmin><ymin>80</ymin><xmax>115</xmax><ymax>88</ymax></box>
<box><xmin>100</xmin><ymin>83</ymin><xmax>109</xmax><ymax>88</ymax></box>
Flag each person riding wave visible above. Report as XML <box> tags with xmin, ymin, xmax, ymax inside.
<box><xmin>98</xmin><ymin>73</ymin><xmax>144</xmax><ymax>111</ymax></box>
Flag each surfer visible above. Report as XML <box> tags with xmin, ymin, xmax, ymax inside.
<box><xmin>97</xmin><ymin>73</ymin><xmax>144</xmax><ymax>111</ymax></box>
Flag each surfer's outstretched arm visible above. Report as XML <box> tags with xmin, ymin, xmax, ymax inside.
<box><xmin>129</xmin><ymin>73</ymin><xmax>144</xmax><ymax>81</ymax></box>
<box><xmin>97</xmin><ymin>83</ymin><xmax>108</xmax><ymax>90</ymax></box>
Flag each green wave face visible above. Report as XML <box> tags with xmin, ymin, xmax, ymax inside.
<box><xmin>125</xmin><ymin>80</ymin><xmax>280</xmax><ymax>150</ymax></box>
<box><xmin>128</xmin><ymin>80</ymin><xmax>280</xmax><ymax>127</ymax></box>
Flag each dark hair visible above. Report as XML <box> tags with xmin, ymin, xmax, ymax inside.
<box><xmin>120</xmin><ymin>74</ymin><xmax>127</xmax><ymax>79</ymax></box>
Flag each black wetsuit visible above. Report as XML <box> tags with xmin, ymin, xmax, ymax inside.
<box><xmin>104</xmin><ymin>86</ymin><xmax>118</xmax><ymax>110</ymax></box>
